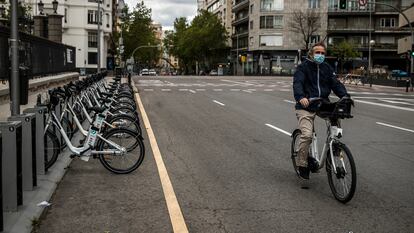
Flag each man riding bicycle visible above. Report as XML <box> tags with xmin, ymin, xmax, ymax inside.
<box><xmin>293</xmin><ymin>42</ymin><xmax>349</xmax><ymax>180</ymax></box>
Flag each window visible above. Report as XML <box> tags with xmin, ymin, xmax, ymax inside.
<box><xmin>260</xmin><ymin>16</ymin><xmax>283</xmax><ymax>29</ymax></box>
<box><xmin>250</xmin><ymin>36</ymin><xmax>254</xmax><ymax>46</ymax></box>
<box><xmin>250</xmin><ymin>20</ymin><xmax>253</xmax><ymax>29</ymax></box>
<box><xmin>88</xmin><ymin>52</ymin><xmax>98</xmax><ymax>64</ymax></box>
<box><xmin>259</xmin><ymin>35</ymin><xmax>283</xmax><ymax>46</ymax></box>
<box><xmin>380</xmin><ymin>18</ymin><xmax>396</xmax><ymax>28</ymax></box>
<box><xmin>88</xmin><ymin>31</ymin><xmax>98</xmax><ymax>48</ymax></box>
<box><xmin>207</xmin><ymin>0</ymin><xmax>220</xmax><ymax>12</ymax></box>
<box><xmin>260</xmin><ymin>0</ymin><xmax>283</xmax><ymax>11</ymax></box>
<box><xmin>64</xmin><ymin>8</ymin><xmax>67</xmax><ymax>23</ymax></box>
<box><xmin>88</xmin><ymin>10</ymin><xmax>99</xmax><ymax>24</ymax></box>
<box><xmin>308</xmin><ymin>0</ymin><xmax>320</xmax><ymax>8</ymax></box>
<box><xmin>250</xmin><ymin>4</ymin><xmax>254</xmax><ymax>14</ymax></box>
<box><xmin>309</xmin><ymin>35</ymin><xmax>320</xmax><ymax>45</ymax></box>
<box><xmin>106</xmin><ymin>13</ymin><xmax>110</xmax><ymax>27</ymax></box>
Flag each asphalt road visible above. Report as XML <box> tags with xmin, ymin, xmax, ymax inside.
<box><xmin>36</xmin><ymin>75</ymin><xmax>414</xmax><ymax>233</ymax></box>
<box><xmin>136</xmin><ymin>76</ymin><xmax>414</xmax><ymax>233</ymax></box>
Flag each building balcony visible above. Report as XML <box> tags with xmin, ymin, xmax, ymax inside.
<box><xmin>328</xmin><ymin>26</ymin><xmax>411</xmax><ymax>34</ymax></box>
<box><xmin>232</xmin><ymin>0</ymin><xmax>249</xmax><ymax>13</ymax></box>
<box><xmin>231</xmin><ymin>31</ymin><xmax>249</xmax><ymax>38</ymax></box>
<box><xmin>354</xmin><ymin>43</ymin><xmax>397</xmax><ymax>51</ymax></box>
<box><xmin>232</xmin><ymin>16</ymin><xmax>249</xmax><ymax>26</ymax></box>
<box><xmin>328</xmin><ymin>6</ymin><xmax>374</xmax><ymax>15</ymax></box>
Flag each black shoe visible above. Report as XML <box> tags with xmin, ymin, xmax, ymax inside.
<box><xmin>298</xmin><ymin>166</ymin><xmax>310</xmax><ymax>180</ymax></box>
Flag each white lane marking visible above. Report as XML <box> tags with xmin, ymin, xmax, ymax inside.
<box><xmin>143</xmin><ymin>89</ymin><xmax>154</xmax><ymax>91</ymax></box>
<box><xmin>279</xmin><ymin>89</ymin><xmax>291</xmax><ymax>92</ymax></box>
<box><xmin>230</xmin><ymin>89</ymin><xmax>240</xmax><ymax>91</ymax></box>
<box><xmin>247</xmin><ymin>89</ymin><xmax>256</xmax><ymax>91</ymax></box>
<box><xmin>284</xmin><ymin>100</ymin><xmax>296</xmax><ymax>104</ymax></box>
<box><xmin>213</xmin><ymin>100</ymin><xmax>225</xmax><ymax>106</ymax></box>
<box><xmin>266</xmin><ymin>124</ymin><xmax>292</xmax><ymax>136</ymax></box>
<box><xmin>189</xmin><ymin>89</ymin><xmax>196</xmax><ymax>94</ymax></box>
<box><xmin>161</xmin><ymin>89</ymin><xmax>171</xmax><ymax>92</ymax></box>
<box><xmin>243</xmin><ymin>90</ymin><xmax>253</xmax><ymax>93</ymax></box>
<box><xmin>348</xmin><ymin>91</ymin><xmax>414</xmax><ymax>97</ymax></box>
<box><xmin>381</xmin><ymin>100</ymin><xmax>414</xmax><ymax>106</ymax></box>
<box><xmin>376</xmin><ymin>122</ymin><xmax>414</xmax><ymax>133</ymax></box>
<box><xmin>134</xmin><ymin>90</ymin><xmax>189</xmax><ymax>233</ymax></box>
<box><xmin>221</xmin><ymin>80</ymin><xmax>254</xmax><ymax>86</ymax></box>
<box><xmin>195</xmin><ymin>89</ymin><xmax>206</xmax><ymax>91</ymax></box>
<box><xmin>354</xmin><ymin>100</ymin><xmax>414</xmax><ymax>112</ymax></box>
<box><xmin>179</xmin><ymin>89</ymin><xmax>189</xmax><ymax>91</ymax></box>
<box><xmin>264</xmin><ymin>89</ymin><xmax>274</xmax><ymax>92</ymax></box>
<box><xmin>213</xmin><ymin>89</ymin><xmax>223</xmax><ymax>91</ymax></box>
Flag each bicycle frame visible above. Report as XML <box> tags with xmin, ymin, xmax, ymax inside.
<box><xmin>309</xmin><ymin>119</ymin><xmax>347</xmax><ymax>174</ymax></box>
<box><xmin>49</xmin><ymin>110</ymin><xmax>125</xmax><ymax>156</ymax></box>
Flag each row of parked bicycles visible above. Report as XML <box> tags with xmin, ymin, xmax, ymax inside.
<box><xmin>38</xmin><ymin>72</ymin><xmax>145</xmax><ymax>174</ymax></box>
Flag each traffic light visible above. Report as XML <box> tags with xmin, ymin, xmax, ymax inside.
<box><xmin>412</xmin><ymin>44</ymin><xmax>414</xmax><ymax>57</ymax></box>
<box><xmin>339</xmin><ymin>0</ymin><xmax>347</xmax><ymax>9</ymax></box>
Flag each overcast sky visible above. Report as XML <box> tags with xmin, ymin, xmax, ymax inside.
<box><xmin>124</xmin><ymin>0</ymin><xmax>197</xmax><ymax>31</ymax></box>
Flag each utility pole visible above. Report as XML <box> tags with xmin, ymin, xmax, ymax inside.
<box><xmin>236</xmin><ymin>33</ymin><xmax>239</xmax><ymax>76</ymax></box>
<box><xmin>97</xmin><ymin>0</ymin><xmax>101</xmax><ymax>73</ymax></box>
<box><xmin>10</xmin><ymin>0</ymin><xmax>20</xmax><ymax>115</ymax></box>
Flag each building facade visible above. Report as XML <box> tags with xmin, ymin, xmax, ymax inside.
<box><xmin>26</xmin><ymin>0</ymin><xmax>114</xmax><ymax>73</ymax></box>
<box><xmin>232</xmin><ymin>0</ymin><xmax>328</xmax><ymax>75</ymax></box>
<box><xmin>327</xmin><ymin>0</ymin><xmax>413</xmax><ymax>73</ymax></box>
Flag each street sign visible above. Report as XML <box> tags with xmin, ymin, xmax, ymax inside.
<box><xmin>359</xmin><ymin>0</ymin><xmax>367</xmax><ymax>6</ymax></box>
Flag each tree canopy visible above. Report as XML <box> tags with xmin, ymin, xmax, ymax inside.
<box><xmin>164</xmin><ymin>10</ymin><xmax>229</xmax><ymax>74</ymax></box>
<box><xmin>119</xmin><ymin>1</ymin><xmax>160</xmax><ymax>68</ymax></box>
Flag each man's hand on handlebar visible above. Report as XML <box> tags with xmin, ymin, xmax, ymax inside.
<box><xmin>299</xmin><ymin>98</ymin><xmax>309</xmax><ymax>108</ymax></box>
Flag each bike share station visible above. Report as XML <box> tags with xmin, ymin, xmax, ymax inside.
<box><xmin>0</xmin><ymin>68</ymin><xmax>85</xmax><ymax>232</ymax></box>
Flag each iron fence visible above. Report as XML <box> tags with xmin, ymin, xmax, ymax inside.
<box><xmin>0</xmin><ymin>25</ymin><xmax>76</xmax><ymax>80</ymax></box>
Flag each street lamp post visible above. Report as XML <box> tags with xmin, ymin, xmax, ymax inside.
<box><xmin>97</xmin><ymin>0</ymin><xmax>101</xmax><ymax>73</ymax></box>
<box><xmin>129</xmin><ymin>44</ymin><xmax>160</xmax><ymax>73</ymax></box>
<box><xmin>10</xmin><ymin>0</ymin><xmax>19</xmax><ymax>115</ymax></box>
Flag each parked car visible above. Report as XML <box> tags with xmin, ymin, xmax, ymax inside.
<box><xmin>140</xmin><ymin>69</ymin><xmax>149</xmax><ymax>76</ymax></box>
<box><xmin>391</xmin><ymin>70</ymin><xmax>409</xmax><ymax>78</ymax></box>
<box><xmin>209</xmin><ymin>69</ymin><xmax>218</xmax><ymax>76</ymax></box>
<box><xmin>149</xmin><ymin>69</ymin><xmax>157</xmax><ymax>76</ymax></box>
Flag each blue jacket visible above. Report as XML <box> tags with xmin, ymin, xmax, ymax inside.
<box><xmin>293</xmin><ymin>59</ymin><xmax>348</xmax><ymax>111</ymax></box>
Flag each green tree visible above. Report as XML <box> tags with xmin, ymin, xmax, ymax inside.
<box><xmin>330</xmin><ymin>41</ymin><xmax>361</xmax><ymax>73</ymax></box>
<box><xmin>121</xmin><ymin>1</ymin><xmax>160</xmax><ymax>68</ymax></box>
<box><xmin>164</xmin><ymin>10</ymin><xmax>229</xmax><ymax>74</ymax></box>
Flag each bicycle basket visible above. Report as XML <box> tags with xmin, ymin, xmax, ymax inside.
<box><xmin>317</xmin><ymin>98</ymin><xmax>354</xmax><ymax>119</ymax></box>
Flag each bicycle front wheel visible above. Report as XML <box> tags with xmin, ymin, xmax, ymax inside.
<box><xmin>291</xmin><ymin>130</ymin><xmax>301</xmax><ymax>176</ymax></box>
<box><xmin>97</xmin><ymin>128</ymin><xmax>145</xmax><ymax>174</ymax></box>
<box><xmin>326</xmin><ymin>143</ymin><xmax>356</xmax><ymax>203</ymax></box>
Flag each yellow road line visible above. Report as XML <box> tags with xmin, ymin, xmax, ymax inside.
<box><xmin>133</xmin><ymin>83</ymin><xmax>189</xmax><ymax>233</ymax></box>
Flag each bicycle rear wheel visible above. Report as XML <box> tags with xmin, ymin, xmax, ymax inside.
<box><xmin>97</xmin><ymin>128</ymin><xmax>145</xmax><ymax>174</ymax></box>
<box><xmin>326</xmin><ymin>143</ymin><xmax>356</xmax><ymax>203</ymax></box>
<box><xmin>44</xmin><ymin>129</ymin><xmax>60</xmax><ymax>170</ymax></box>
<box><xmin>291</xmin><ymin>130</ymin><xmax>301</xmax><ymax>176</ymax></box>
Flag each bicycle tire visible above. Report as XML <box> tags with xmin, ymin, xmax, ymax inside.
<box><xmin>326</xmin><ymin>143</ymin><xmax>356</xmax><ymax>203</ymax></box>
<box><xmin>97</xmin><ymin>128</ymin><xmax>145</xmax><ymax>174</ymax></box>
<box><xmin>44</xmin><ymin>129</ymin><xmax>60</xmax><ymax>170</ymax></box>
<box><xmin>291</xmin><ymin>130</ymin><xmax>301</xmax><ymax>176</ymax></box>
<box><xmin>106</xmin><ymin>114</ymin><xmax>142</xmax><ymax>135</ymax></box>
<box><xmin>59</xmin><ymin>116</ymin><xmax>74</xmax><ymax>150</ymax></box>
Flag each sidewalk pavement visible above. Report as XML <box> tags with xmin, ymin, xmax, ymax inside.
<box><xmin>1</xmin><ymin>73</ymin><xmax>79</xmax><ymax>233</ymax></box>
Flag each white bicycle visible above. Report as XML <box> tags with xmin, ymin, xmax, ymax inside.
<box><xmin>291</xmin><ymin>97</ymin><xmax>356</xmax><ymax>203</ymax></box>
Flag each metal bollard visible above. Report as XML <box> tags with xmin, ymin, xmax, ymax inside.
<box><xmin>0</xmin><ymin>121</ymin><xmax>23</xmax><ymax>211</ymax></box>
<box><xmin>23</xmin><ymin>106</ymin><xmax>47</xmax><ymax>175</ymax></box>
<box><xmin>8</xmin><ymin>114</ymin><xmax>37</xmax><ymax>191</ymax></box>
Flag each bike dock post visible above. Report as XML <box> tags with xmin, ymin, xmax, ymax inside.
<box><xmin>24</xmin><ymin>106</ymin><xmax>47</xmax><ymax>175</ymax></box>
<box><xmin>0</xmin><ymin>132</ymin><xmax>3</xmax><ymax>232</ymax></box>
<box><xmin>8</xmin><ymin>113</ymin><xmax>37</xmax><ymax>191</ymax></box>
<box><xmin>0</xmin><ymin>121</ymin><xmax>23</xmax><ymax>212</ymax></box>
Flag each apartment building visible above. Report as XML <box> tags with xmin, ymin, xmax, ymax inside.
<box><xmin>26</xmin><ymin>0</ymin><xmax>114</xmax><ymax>73</ymax></box>
<box><xmin>200</xmin><ymin>0</ymin><xmax>233</xmax><ymax>44</ymax></box>
<box><xmin>327</xmin><ymin>0</ymin><xmax>413</xmax><ymax>71</ymax></box>
<box><xmin>232</xmin><ymin>0</ymin><xmax>328</xmax><ymax>75</ymax></box>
